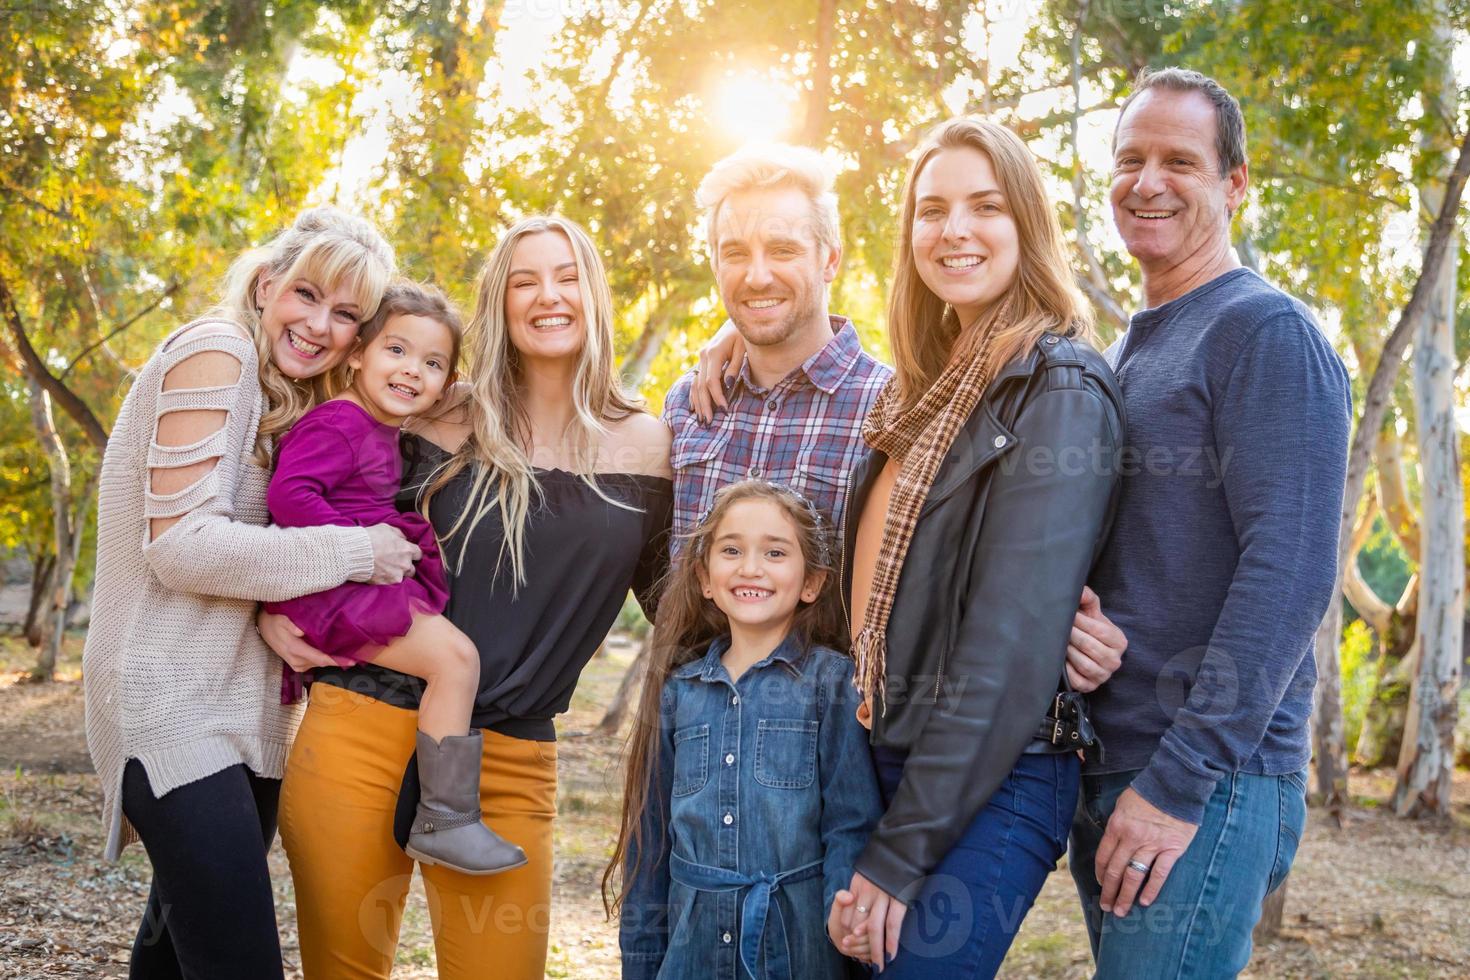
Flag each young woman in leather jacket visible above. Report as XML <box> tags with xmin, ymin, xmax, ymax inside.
<box><xmin>830</xmin><ymin>118</ymin><xmax>1126</xmax><ymax>977</ymax></box>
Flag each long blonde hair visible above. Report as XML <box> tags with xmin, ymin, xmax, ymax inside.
<box><xmin>213</xmin><ymin>206</ymin><xmax>396</xmax><ymax>462</ymax></box>
<box><xmin>423</xmin><ymin>216</ymin><xmax>643</xmax><ymax>585</ymax></box>
<box><xmin>888</xmin><ymin>118</ymin><xmax>1093</xmax><ymax>408</ymax></box>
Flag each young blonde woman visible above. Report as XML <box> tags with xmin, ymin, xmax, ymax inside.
<box><xmin>83</xmin><ymin>207</ymin><xmax>411</xmax><ymax>979</ymax></box>
<box><xmin>260</xmin><ymin>215</ymin><xmax>673</xmax><ymax>979</ymax></box>
<box><xmin>829</xmin><ymin>118</ymin><xmax>1125</xmax><ymax>977</ymax></box>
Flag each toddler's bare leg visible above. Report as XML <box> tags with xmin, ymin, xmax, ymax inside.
<box><xmin>369</xmin><ymin>615</ymin><xmax>480</xmax><ymax>741</ymax></box>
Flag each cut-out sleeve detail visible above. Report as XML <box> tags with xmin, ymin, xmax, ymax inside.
<box><xmin>140</xmin><ymin>331</ymin><xmax>376</xmax><ymax>601</ymax></box>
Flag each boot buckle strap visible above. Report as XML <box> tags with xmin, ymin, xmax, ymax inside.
<box><xmin>413</xmin><ymin>806</ymin><xmax>483</xmax><ymax>835</ymax></box>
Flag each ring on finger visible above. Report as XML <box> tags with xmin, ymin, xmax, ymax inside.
<box><xmin>854</xmin><ymin>904</ymin><xmax>868</xmax><ymax>914</ymax></box>
<box><xmin>1126</xmin><ymin>858</ymin><xmax>1152</xmax><ymax>874</ymax></box>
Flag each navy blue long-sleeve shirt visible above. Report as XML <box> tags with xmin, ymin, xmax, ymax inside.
<box><xmin>1088</xmin><ymin>267</ymin><xmax>1351</xmax><ymax>824</ymax></box>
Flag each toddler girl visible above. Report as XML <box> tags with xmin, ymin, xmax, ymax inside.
<box><xmin>609</xmin><ymin>480</ymin><xmax>882</xmax><ymax>979</ymax></box>
<box><xmin>265</xmin><ymin>281</ymin><xmax>522</xmax><ymax>875</ymax></box>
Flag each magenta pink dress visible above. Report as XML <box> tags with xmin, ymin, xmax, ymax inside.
<box><xmin>264</xmin><ymin>399</ymin><xmax>449</xmax><ymax>703</ymax></box>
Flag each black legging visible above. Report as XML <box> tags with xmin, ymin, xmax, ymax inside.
<box><xmin>121</xmin><ymin>758</ymin><xmax>284</xmax><ymax>980</ymax></box>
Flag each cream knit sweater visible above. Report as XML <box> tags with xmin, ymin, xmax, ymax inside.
<box><xmin>83</xmin><ymin>320</ymin><xmax>376</xmax><ymax>859</ymax></box>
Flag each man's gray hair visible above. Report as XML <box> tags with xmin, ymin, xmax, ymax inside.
<box><xmin>1117</xmin><ymin>67</ymin><xmax>1246</xmax><ymax>176</ymax></box>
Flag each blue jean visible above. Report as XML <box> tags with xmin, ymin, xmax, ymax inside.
<box><xmin>871</xmin><ymin>748</ymin><xmax>1080</xmax><ymax>979</ymax></box>
<box><xmin>1068</xmin><ymin>768</ymin><xmax>1308</xmax><ymax>979</ymax></box>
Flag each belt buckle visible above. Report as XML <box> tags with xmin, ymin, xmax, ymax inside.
<box><xmin>1051</xmin><ymin>693</ymin><xmax>1067</xmax><ymax>744</ymax></box>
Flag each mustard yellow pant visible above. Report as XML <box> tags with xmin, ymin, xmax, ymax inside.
<box><xmin>279</xmin><ymin>684</ymin><xmax>557</xmax><ymax>979</ymax></box>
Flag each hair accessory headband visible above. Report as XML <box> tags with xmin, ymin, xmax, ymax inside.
<box><xmin>693</xmin><ymin>480</ymin><xmax>834</xmax><ymax>567</ymax></box>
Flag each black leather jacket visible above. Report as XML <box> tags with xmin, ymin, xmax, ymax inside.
<box><xmin>842</xmin><ymin>332</ymin><xmax>1125</xmax><ymax>900</ymax></box>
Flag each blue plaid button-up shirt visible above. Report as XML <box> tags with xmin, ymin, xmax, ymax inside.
<box><xmin>662</xmin><ymin>316</ymin><xmax>892</xmax><ymax>544</ymax></box>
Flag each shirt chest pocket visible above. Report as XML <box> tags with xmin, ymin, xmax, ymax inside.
<box><xmin>755</xmin><ymin>718</ymin><xmax>819</xmax><ymax>790</ymax></box>
<box><xmin>672</xmin><ymin>724</ymin><xmax>710</xmax><ymax>797</ymax></box>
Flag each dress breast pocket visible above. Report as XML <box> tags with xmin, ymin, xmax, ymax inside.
<box><xmin>671</xmin><ymin>724</ymin><xmax>710</xmax><ymax>797</ymax></box>
<box><xmin>754</xmin><ymin>719</ymin><xmax>819</xmax><ymax>790</ymax></box>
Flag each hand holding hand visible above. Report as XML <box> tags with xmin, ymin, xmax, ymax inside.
<box><xmin>837</xmin><ymin>872</ymin><xmax>906</xmax><ymax>971</ymax></box>
<box><xmin>827</xmin><ymin>889</ymin><xmax>870</xmax><ymax>960</ymax></box>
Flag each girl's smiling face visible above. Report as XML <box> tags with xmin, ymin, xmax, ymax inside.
<box><xmin>700</xmin><ymin>499</ymin><xmax>824</xmax><ymax>635</ymax></box>
<box><xmin>347</xmin><ymin>314</ymin><xmax>456</xmax><ymax>425</ymax></box>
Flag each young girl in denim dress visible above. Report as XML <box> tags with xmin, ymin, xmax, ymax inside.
<box><xmin>609</xmin><ymin>480</ymin><xmax>882</xmax><ymax>980</ymax></box>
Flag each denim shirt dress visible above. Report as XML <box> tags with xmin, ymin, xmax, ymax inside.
<box><xmin>619</xmin><ymin>635</ymin><xmax>883</xmax><ymax>980</ymax></box>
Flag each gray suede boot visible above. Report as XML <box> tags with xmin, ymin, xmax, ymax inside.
<box><xmin>404</xmin><ymin>730</ymin><xmax>527</xmax><ymax>875</ymax></box>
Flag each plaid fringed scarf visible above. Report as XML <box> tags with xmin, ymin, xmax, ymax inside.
<box><xmin>852</xmin><ymin>318</ymin><xmax>1003</xmax><ymax>724</ymax></box>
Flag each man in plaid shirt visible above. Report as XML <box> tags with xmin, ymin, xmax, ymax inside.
<box><xmin>661</xmin><ymin>144</ymin><xmax>891</xmax><ymax>540</ymax></box>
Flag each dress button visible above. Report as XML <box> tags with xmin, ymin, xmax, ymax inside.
<box><xmin>993</xmin><ymin>435</ymin><xmax>1007</xmax><ymax>448</ymax></box>
<box><xmin>723</xmin><ymin>932</ymin><xmax>733</xmax><ymax>944</ymax></box>
<box><xmin>723</xmin><ymin>813</ymin><xmax>734</xmax><ymax>825</ymax></box>
<box><xmin>731</xmin><ymin>695</ymin><xmax>739</xmax><ymax>705</ymax></box>
<box><xmin>1045</xmin><ymin>335</ymin><xmax>1059</xmax><ymax>345</ymax></box>
<box><xmin>725</xmin><ymin>753</ymin><xmax>735</xmax><ymax>765</ymax></box>
<box><xmin>747</xmin><ymin>466</ymin><xmax>761</xmax><ymax>478</ymax></box>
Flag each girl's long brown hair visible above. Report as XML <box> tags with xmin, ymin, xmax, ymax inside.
<box><xmin>601</xmin><ymin>480</ymin><xmax>845</xmax><ymax>916</ymax></box>
<box><xmin>888</xmin><ymin>117</ymin><xmax>1094</xmax><ymax>410</ymax></box>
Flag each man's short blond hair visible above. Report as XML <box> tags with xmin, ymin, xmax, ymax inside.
<box><xmin>697</xmin><ymin>143</ymin><xmax>841</xmax><ymax>267</ymax></box>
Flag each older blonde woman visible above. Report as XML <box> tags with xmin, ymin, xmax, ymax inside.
<box><xmin>83</xmin><ymin>207</ymin><xmax>412</xmax><ymax>979</ymax></box>
<box><xmin>260</xmin><ymin>216</ymin><xmax>673</xmax><ymax>979</ymax></box>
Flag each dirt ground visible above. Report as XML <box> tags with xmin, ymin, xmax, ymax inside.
<box><xmin>2</xmin><ymin>633</ymin><xmax>1467</xmax><ymax>979</ymax></box>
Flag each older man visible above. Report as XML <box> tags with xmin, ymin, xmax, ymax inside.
<box><xmin>1070</xmin><ymin>68</ymin><xmax>1351</xmax><ymax>977</ymax></box>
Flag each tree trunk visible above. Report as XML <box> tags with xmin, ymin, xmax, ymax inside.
<box><xmin>26</xmin><ymin>377</ymin><xmax>78</xmax><ymax>681</ymax></box>
<box><xmin>801</xmin><ymin>0</ymin><xmax>836</xmax><ymax>145</ymax></box>
<box><xmin>1311</xmin><ymin>606</ymin><xmax>1349</xmax><ymax>814</ymax></box>
<box><xmin>23</xmin><ymin>550</ymin><xmax>56</xmax><ymax>647</ymax></box>
<box><xmin>620</xmin><ymin>295</ymin><xmax>678</xmax><ymax>390</ymax></box>
<box><xmin>2</xmin><ymin>275</ymin><xmax>109</xmax><ymax>451</ymax></box>
<box><xmin>1394</xmin><ymin>23</ymin><xmax>1465</xmax><ymax>814</ymax></box>
<box><xmin>1311</xmin><ymin>122</ymin><xmax>1470</xmax><ymax>810</ymax></box>
<box><xmin>1254</xmin><ymin>880</ymin><xmax>1288</xmax><ymax>942</ymax></box>
<box><xmin>1355</xmin><ymin>632</ymin><xmax>1415</xmax><ymax>767</ymax></box>
<box><xmin>595</xmin><ymin>635</ymin><xmax>651</xmax><ymax>737</ymax></box>
<box><xmin>1069</xmin><ymin>0</ymin><xmax>1129</xmax><ymax>334</ymax></box>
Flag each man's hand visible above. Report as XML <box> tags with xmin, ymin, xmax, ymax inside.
<box><xmin>689</xmin><ymin>320</ymin><xmax>745</xmax><ymax>424</ymax></box>
<box><xmin>837</xmin><ymin>871</ymin><xmax>906</xmax><ymax>971</ymax></box>
<box><xmin>1067</xmin><ymin>586</ymin><xmax>1127</xmax><ymax>692</ymax></box>
<box><xmin>256</xmin><ymin>610</ymin><xmax>349</xmax><ymax>673</ymax></box>
<box><xmin>1095</xmin><ymin>786</ymin><xmax>1198</xmax><ymax>917</ymax></box>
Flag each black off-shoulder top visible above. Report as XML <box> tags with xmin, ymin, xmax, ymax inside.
<box><xmin>313</xmin><ymin>433</ymin><xmax>672</xmax><ymax>740</ymax></box>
